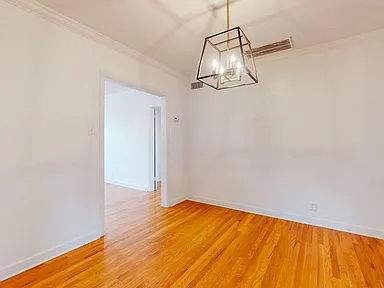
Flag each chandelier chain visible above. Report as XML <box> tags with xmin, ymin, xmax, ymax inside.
<box><xmin>227</xmin><ymin>0</ymin><xmax>230</xmax><ymax>30</ymax></box>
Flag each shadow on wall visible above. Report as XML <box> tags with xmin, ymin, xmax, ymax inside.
<box><xmin>186</xmin><ymin>36</ymin><xmax>384</xmax><ymax>236</ymax></box>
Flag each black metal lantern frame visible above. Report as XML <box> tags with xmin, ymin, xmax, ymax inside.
<box><xmin>197</xmin><ymin>26</ymin><xmax>258</xmax><ymax>90</ymax></box>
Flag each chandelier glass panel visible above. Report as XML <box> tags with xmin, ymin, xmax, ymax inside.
<box><xmin>197</xmin><ymin>1</ymin><xmax>258</xmax><ymax>90</ymax></box>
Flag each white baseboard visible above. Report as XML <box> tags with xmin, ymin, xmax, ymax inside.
<box><xmin>0</xmin><ymin>231</ymin><xmax>102</xmax><ymax>282</ymax></box>
<box><xmin>167</xmin><ymin>196</ymin><xmax>187</xmax><ymax>207</ymax></box>
<box><xmin>105</xmin><ymin>179</ymin><xmax>149</xmax><ymax>192</ymax></box>
<box><xmin>188</xmin><ymin>196</ymin><xmax>384</xmax><ymax>240</ymax></box>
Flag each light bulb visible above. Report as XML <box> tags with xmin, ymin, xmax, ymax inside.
<box><xmin>231</xmin><ymin>54</ymin><xmax>236</xmax><ymax>62</ymax></box>
<box><xmin>219</xmin><ymin>66</ymin><xmax>225</xmax><ymax>74</ymax></box>
<box><xmin>212</xmin><ymin>59</ymin><xmax>218</xmax><ymax>68</ymax></box>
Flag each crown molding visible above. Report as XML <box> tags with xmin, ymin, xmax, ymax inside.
<box><xmin>4</xmin><ymin>0</ymin><xmax>185</xmax><ymax>79</ymax></box>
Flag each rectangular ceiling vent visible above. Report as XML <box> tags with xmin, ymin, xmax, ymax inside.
<box><xmin>191</xmin><ymin>81</ymin><xmax>204</xmax><ymax>90</ymax></box>
<box><xmin>246</xmin><ymin>38</ymin><xmax>293</xmax><ymax>58</ymax></box>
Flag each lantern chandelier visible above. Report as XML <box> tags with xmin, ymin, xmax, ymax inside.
<box><xmin>197</xmin><ymin>0</ymin><xmax>258</xmax><ymax>90</ymax></box>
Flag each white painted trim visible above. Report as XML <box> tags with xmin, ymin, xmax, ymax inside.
<box><xmin>148</xmin><ymin>106</ymin><xmax>162</xmax><ymax>191</ymax></box>
<box><xmin>0</xmin><ymin>232</ymin><xmax>102</xmax><ymax>282</ymax></box>
<box><xmin>4</xmin><ymin>0</ymin><xmax>184</xmax><ymax>80</ymax></box>
<box><xmin>187</xmin><ymin>196</ymin><xmax>384</xmax><ymax>240</ymax></box>
<box><xmin>148</xmin><ymin>107</ymin><xmax>155</xmax><ymax>192</ymax></box>
<box><xmin>98</xmin><ymin>74</ymin><xmax>106</xmax><ymax>237</ymax></box>
<box><xmin>154</xmin><ymin>106</ymin><xmax>162</xmax><ymax>184</ymax></box>
<box><xmin>159</xmin><ymin>98</ymin><xmax>168</xmax><ymax>208</ymax></box>
<box><xmin>167</xmin><ymin>196</ymin><xmax>187</xmax><ymax>207</ymax></box>
<box><xmin>105</xmin><ymin>179</ymin><xmax>149</xmax><ymax>192</ymax></box>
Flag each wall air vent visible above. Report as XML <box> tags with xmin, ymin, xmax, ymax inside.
<box><xmin>245</xmin><ymin>37</ymin><xmax>293</xmax><ymax>58</ymax></box>
<box><xmin>191</xmin><ymin>81</ymin><xmax>204</xmax><ymax>90</ymax></box>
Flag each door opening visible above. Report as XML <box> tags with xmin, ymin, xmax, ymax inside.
<box><xmin>101</xmin><ymin>76</ymin><xmax>167</xmax><ymax>202</ymax></box>
<box><xmin>99</xmin><ymin>75</ymin><xmax>169</xmax><ymax>236</ymax></box>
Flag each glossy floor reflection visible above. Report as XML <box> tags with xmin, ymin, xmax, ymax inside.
<box><xmin>1</xmin><ymin>184</ymin><xmax>384</xmax><ymax>287</ymax></box>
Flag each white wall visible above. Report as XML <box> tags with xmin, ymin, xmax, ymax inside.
<box><xmin>155</xmin><ymin>107</ymin><xmax>162</xmax><ymax>182</ymax></box>
<box><xmin>185</xmin><ymin>30</ymin><xmax>384</xmax><ymax>239</ymax></box>
<box><xmin>0</xmin><ymin>0</ymin><xmax>185</xmax><ymax>281</ymax></box>
<box><xmin>104</xmin><ymin>87</ymin><xmax>162</xmax><ymax>191</ymax></box>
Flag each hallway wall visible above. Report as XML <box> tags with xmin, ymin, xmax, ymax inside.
<box><xmin>104</xmin><ymin>84</ymin><xmax>162</xmax><ymax>191</ymax></box>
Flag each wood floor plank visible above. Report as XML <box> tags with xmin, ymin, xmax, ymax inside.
<box><xmin>1</xmin><ymin>184</ymin><xmax>384</xmax><ymax>287</ymax></box>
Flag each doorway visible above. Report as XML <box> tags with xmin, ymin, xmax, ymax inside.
<box><xmin>99</xmin><ymin>76</ymin><xmax>168</xmax><ymax>227</ymax></box>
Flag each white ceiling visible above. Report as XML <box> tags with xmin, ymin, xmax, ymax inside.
<box><xmin>37</xmin><ymin>0</ymin><xmax>384</xmax><ymax>77</ymax></box>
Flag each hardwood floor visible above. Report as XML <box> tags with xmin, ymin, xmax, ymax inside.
<box><xmin>2</xmin><ymin>184</ymin><xmax>384</xmax><ymax>287</ymax></box>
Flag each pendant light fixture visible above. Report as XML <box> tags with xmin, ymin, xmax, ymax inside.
<box><xmin>196</xmin><ymin>0</ymin><xmax>258</xmax><ymax>90</ymax></box>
